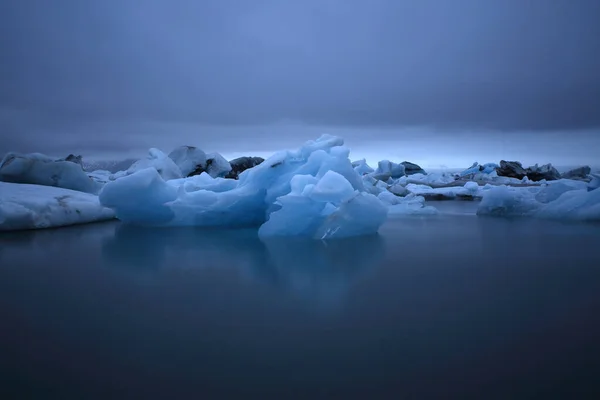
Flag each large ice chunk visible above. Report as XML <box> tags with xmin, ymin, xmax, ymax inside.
<box><xmin>204</xmin><ymin>152</ymin><xmax>233</xmax><ymax>178</ymax></box>
<box><xmin>168</xmin><ymin>146</ymin><xmax>207</xmax><ymax>177</ymax></box>
<box><xmin>258</xmin><ymin>170</ymin><xmax>387</xmax><ymax>239</ymax></box>
<box><xmin>536</xmin><ymin>188</ymin><xmax>600</xmax><ymax>221</ymax></box>
<box><xmin>477</xmin><ymin>183</ymin><xmax>600</xmax><ymax>221</ymax></box>
<box><xmin>99</xmin><ymin>168</ymin><xmax>179</xmax><ymax>224</ymax></box>
<box><xmin>380</xmin><ymin>192</ymin><xmax>439</xmax><ymax>216</ymax></box>
<box><xmin>0</xmin><ymin>182</ymin><xmax>115</xmax><ymax>231</ymax></box>
<box><xmin>589</xmin><ymin>174</ymin><xmax>600</xmax><ymax>192</ymax></box>
<box><xmin>371</xmin><ymin>160</ymin><xmax>406</xmax><ymax>181</ymax></box>
<box><xmin>98</xmin><ymin>135</ymin><xmax>388</xmax><ymax>238</ymax></box>
<box><xmin>352</xmin><ymin>159</ymin><xmax>375</xmax><ymax>176</ymax></box>
<box><xmin>126</xmin><ymin>148</ymin><xmax>182</xmax><ymax>181</ymax></box>
<box><xmin>477</xmin><ymin>186</ymin><xmax>541</xmax><ymax>217</ymax></box>
<box><xmin>0</xmin><ymin>152</ymin><xmax>101</xmax><ymax>194</ymax></box>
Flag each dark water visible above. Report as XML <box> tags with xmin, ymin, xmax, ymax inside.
<box><xmin>1</xmin><ymin>207</ymin><xmax>600</xmax><ymax>399</ymax></box>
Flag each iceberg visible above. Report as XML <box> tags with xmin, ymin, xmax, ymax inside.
<box><xmin>371</xmin><ymin>160</ymin><xmax>406</xmax><ymax>181</ymax></box>
<box><xmin>125</xmin><ymin>148</ymin><xmax>182</xmax><ymax>181</ymax></box>
<box><xmin>0</xmin><ymin>152</ymin><xmax>101</xmax><ymax>194</ymax></box>
<box><xmin>379</xmin><ymin>192</ymin><xmax>439</xmax><ymax>216</ymax></box>
<box><xmin>476</xmin><ymin>186</ymin><xmax>541</xmax><ymax>217</ymax></box>
<box><xmin>203</xmin><ymin>152</ymin><xmax>233</xmax><ymax>178</ymax></box>
<box><xmin>589</xmin><ymin>173</ymin><xmax>600</xmax><ymax>191</ymax></box>
<box><xmin>99</xmin><ymin>135</ymin><xmax>388</xmax><ymax>239</ymax></box>
<box><xmin>168</xmin><ymin>145</ymin><xmax>207</xmax><ymax>177</ymax></box>
<box><xmin>0</xmin><ymin>182</ymin><xmax>115</xmax><ymax>231</ymax></box>
<box><xmin>258</xmin><ymin>171</ymin><xmax>388</xmax><ymax>239</ymax></box>
<box><xmin>536</xmin><ymin>188</ymin><xmax>600</xmax><ymax>221</ymax></box>
<box><xmin>352</xmin><ymin>159</ymin><xmax>375</xmax><ymax>176</ymax></box>
<box><xmin>477</xmin><ymin>183</ymin><xmax>600</xmax><ymax>221</ymax></box>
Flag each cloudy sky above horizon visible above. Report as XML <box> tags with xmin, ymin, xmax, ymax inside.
<box><xmin>1</xmin><ymin>0</ymin><xmax>599</xmax><ymax>167</ymax></box>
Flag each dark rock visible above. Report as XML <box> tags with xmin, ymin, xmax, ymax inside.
<box><xmin>188</xmin><ymin>158</ymin><xmax>211</xmax><ymax>177</ymax></box>
<box><xmin>525</xmin><ymin>163</ymin><xmax>561</xmax><ymax>182</ymax></box>
<box><xmin>401</xmin><ymin>161</ymin><xmax>426</xmax><ymax>175</ymax></box>
<box><xmin>420</xmin><ymin>193</ymin><xmax>456</xmax><ymax>201</ymax></box>
<box><xmin>561</xmin><ymin>166</ymin><xmax>591</xmax><ymax>180</ymax></box>
<box><xmin>225</xmin><ymin>156</ymin><xmax>265</xmax><ymax>179</ymax></box>
<box><xmin>497</xmin><ymin>160</ymin><xmax>527</xmax><ymax>179</ymax></box>
<box><xmin>63</xmin><ymin>154</ymin><xmax>83</xmax><ymax>167</ymax></box>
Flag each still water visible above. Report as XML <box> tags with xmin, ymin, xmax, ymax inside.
<box><xmin>1</xmin><ymin>204</ymin><xmax>600</xmax><ymax>398</ymax></box>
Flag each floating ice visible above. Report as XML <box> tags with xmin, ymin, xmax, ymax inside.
<box><xmin>258</xmin><ymin>171</ymin><xmax>387</xmax><ymax>239</ymax></box>
<box><xmin>477</xmin><ymin>183</ymin><xmax>600</xmax><ymax>221</ymax></box>
<box><xmin>168</xmin><ymin>146</ymin><xmax>207</xmax><ymax>177</ymax></box>
<box><xmin>462</xmin><ymin>181</ymin><xmax>480</xmax><ymax>195</ymax></box>
<box><xmin>477</xmin><ymin>186</ymin><xmax>541</xmax><ymax>217</ymax></box>
<box><xmin>126</xmin><ymin>148</ymin><xmax>182</xmax><ymax>181</ymax></box>
<box><xmin>589</xmin><ymin>174</ymin><xmax>600</xmax><ymax>192</ymax></box>
<box><xmin>536</xmin><ymin>188</ymin><xmax>600</xmax><ymax>221</ymax></box>
<box><xmin>99</xmin><ymin>135</ymin><xmax>388</xmax><ymax>238</ymax></box>
<box><xmin>395</xmin><ymin>172</ymin><xmax>456</xmax><ymax>186</ymax></box>
<box><xmin>352</xmin><ymin>159</ymin><xmax>375</xmax><ymax>176</ymax></box>
<box><xmin>205</xmin><ymin>152</ymin><xmax>233</xmax><ymax>178</ymax></box>
<box><xmin>384</xmin><ymin>193</ymin><xmax>439</xmax><ymax>216</ymax></box>
<box><xmin>0</xmin><ymin>182</ymin><xmax>115</xmax><ymax>231</ymax></box>
<box><xmin>459</xmin><ymin>162</ymin><xmax>499</xmax><ymax>178</ymax></box>
<box><xmin>371</xmin><ymin>160</ymin><xmax>406</xmax><ymax>181</ymax></box>
<box><xmin>0</xmin><ymin>152</ymin><xmax>101</xmax><ymax>194</ymax></box>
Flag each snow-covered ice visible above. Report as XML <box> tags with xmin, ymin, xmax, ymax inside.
<box><xmin>0</xmin><ymin>152</ymin><xmax>101</xmax><ymax>194</ymax></box>
<box><xmin>125</xmin><ymin>148</ymin><xmax>183</xmax><ymax>181</ymax></box>
<box><xmin>99</xmin><ymin>135</ymin><xmax>389</xmax><ymax>239</ymax></box>
<box><xmin>477</xmin><ymin>182</ymin><xmax>600</xmax><ymax>221</ymax></box>
<box><xmin>205</xmin><ymin>152</ymin><xmax>233</xmax><ymax>178</ymax></box>
<box><xmin>0</xmin><ymin>182</ymin><xmax>115</xmax><ymax>231</ymax></box>
<box><xmin>168</xmin><ymin>146</ymin><xmax>207</xmax><ymax>177</ymax></box>
<box><xmin>380</xmin><ymin>192</ymin><xmax>439</xmax><ymax>216</ymax></box>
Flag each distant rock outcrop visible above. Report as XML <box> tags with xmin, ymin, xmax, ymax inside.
<box><xmin>63</xmin><ymin>154</ymin><xmax>83</xmax><ymax>167</ymax></box>
<box><xmin>525</xmin><ymin>163</ymin><xmax>561</xmax><ymax>182</ymax></box>
<box><xmin>561</xmin><ymin>166</ymin><xmax>591</xmax><ymax>181</ymax></box>
<box><xmin>225</xmin><ymin>156</ymin><xmax>264</xmax><ymax>179</ymax></box>
<box><xmin>401</xmin><ymin>161</ymin><xmax>426</xmax><ymax>176</ymax></box>
<box><xmin>497</xmin><ymin>160</ymin><xmax>528</xmax><ymax>179</ymax></box>
<box><xmin>188</xmin><ymin>152</ymin><xmax>232</xmax><ymax>178</ymax></box>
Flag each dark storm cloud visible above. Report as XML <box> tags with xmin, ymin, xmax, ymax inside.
<box><xmin>1</xmin><ymin>0</ymin><xmax>600</xmax><ymax>156</ymax></box>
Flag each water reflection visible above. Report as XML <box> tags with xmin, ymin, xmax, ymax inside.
<box><xmin>101</xmin><ymin>224</ymin><xmax>384</xmax><ymax>306</ymax></box>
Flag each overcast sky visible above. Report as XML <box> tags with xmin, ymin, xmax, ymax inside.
<box><xmin>1</xmin><ymin>0</ymin><xmax>599</xmax><ymax>167</ymax></box>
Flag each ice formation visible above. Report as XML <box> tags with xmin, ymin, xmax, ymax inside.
<box><xmin>371</xmin><ymin>160</ymin><xmax>406</xmax><ymax>181</ymax></box>
<box><xmin>378</xmin><ymin>192</ymin><xmax>439</xmax><ymax>216</ymax></box>
<box><xmin>477</xmin><ymin>182</ymin><xmax>600</xmax><ymax>221</ymax></box>
<box><xmin>259</xmin><ymin>171</ymin><xmax>388</xmax><ymax>239</ymax></box>
<box><xmin>0</xmin><ymin>152</ymin><xmax>101</xmax><ymax>194</ymax></box>
<box><xmin>0</xmin><ymin>182</ymin><xmax>115</xmax><ymax>231</ymax></box>
<box><xmin>125</xmin><ymin>148</ymin><xmax>183</xmax><ymax>181</ymax></box>
<box><xmin>168</xmin><ymin>146</ymin><xmax>207</xmax><ymax>177</ymax></box>
<box><xmin>204</xmin><ymin>152</ymin><xmax>233</xmax><ymax>178</ymax></box>
<box><xmin>99</xmin><ymin>135</ymin><xmax>389</xmax><ymax>239</ymax></box>
<box><xmin>352</xmin><ymin>159</ymin><xmax>375</xmax><ymax>176</ymax></box>
<box><xmin>589</xmin><ymin>174</ymin><xmax>600</xmax><ymax>191</ymax></box>
<box><xmin>459</xmin><ymin>162</ymin><xmax>499</xmax><ymax>178</ymax></box>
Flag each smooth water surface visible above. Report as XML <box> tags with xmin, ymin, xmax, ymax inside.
<box><xmin>1</xmin><ymin>207</ymin><xmax>600</xmax><ymax>398</ymax></box>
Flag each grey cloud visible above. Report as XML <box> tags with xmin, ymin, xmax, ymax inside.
<box><xmin>1</xmin><ymin>0</ymin><xmax>600</xmax><ymax>159</ymax></box>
